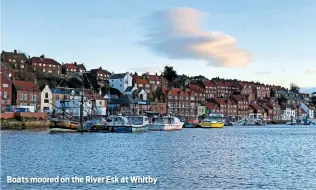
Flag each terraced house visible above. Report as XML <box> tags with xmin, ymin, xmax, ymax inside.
<box><xmin>12</xmin><ymin>80</ymin><xmax>41</xmax><ymax>109</ymax></box>
<box><xmin>30</xmin><ymin>56</ymin><xmax>61</xmax><ymax>74</ymax></box>
<box><xmin>0</xmin><ymin>71</ymin><xmax>12</xmax><ymax>112</ymax></box>
<box><xmin>1</xmin><ymin>50</ymin><xmax>28</xmax><ymax>79</ymax></box>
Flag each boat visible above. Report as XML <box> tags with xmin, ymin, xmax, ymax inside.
<box><xmin>107</xmin><ymin>115</ymin><xmax>149</xmax><ymax>133</ymax></box>
<box><xmin>199</xmin><ymin>113</ymin><xmax>224</xmax><ymax>128</ymax></box>
<box><xmin>148</xmin><ymin>116</ymin><xmax>183</xmax><ymax>131</ymax></box>
<box><xmin>49</xmin><ymin>119</ymin><xmax>81</xmax><ymax>132</ymax></box>
<box><xmin>224</xmin><ymin>121</ymin><xmax>234</xmax><ymax>126</ymax></box>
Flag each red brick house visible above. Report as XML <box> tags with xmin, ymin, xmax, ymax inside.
<box><xmin>1</xmin><ymin>50</ymin><xmax>28</xmax><ymax>79</ymax></box>
<box><xmin>90</xmin><ymin>67</ymin><xmax>111</xmax><ymax>81</ymax></box>
<box><xmin>12</xmin><ymin>80</ymin><xmax>41</xmax><ymax>110</ymax></box>
<box><xmin>212</xmin><ymin>81</ymin><xmax>231</xmax><ymax>98</ymax></box>
<box><xmin>239</xmin><ymin>82</ymin><xmax>256</xmax><ymax>101</ymax></box>
<box><xmin>231</xmin><ymin>95</ymin><xmax>249</xmax><ymax>118</ymax></box>
<box><xmin>0</xmin><ymin>72</ymin><xmax>12</xmax><ymax>112</ymax></box>
<box><xmin>204</xmin><ymin>102</ymin><xmax>220</xmax><ymax>113</ymax></box>
<box><xmin>30</xmin><ymin>56</ymin><xmax>61</xmax><ymax>74</ymax></box>
<box><xmin>203</xmin><ymin>80</ymin><xmax>217</xmax><ymax>98</ymax></box>
<box><xmin>208</xmin><ymin>98</ymin><xmax>237</xmax><ymax>117</ymax></box>
<box><xmin>267</xmin><ymin>99</ymin><xmax>281</xmax><ymax>120</ymax></box>
<box><xmin>62</xmin><ymin>62</ymin><xmax>86</xmax><ymax>74</ymax></box>
<box><xmin>189</xmin><ymin>84</ymin><xmax>206</xmax><ymax>102</ymax></box>
<box><xmin>253</xmin><ymin>84</ymin><xmax>270</xmax><ymax>100</ymax></box>
<box><xmin>249</xmin><ymin>103</ymin><xmax>264</xmax><ymax>117</ymax></box>
<box><xmin>144</xmin><ymin>74</ymin><xmax>161</xmax><ymax>92</ymax></box>
<box><xmin>261</xmin><ymin>103</ymin><xmax>273</xmax><ymax>120</ymax></box>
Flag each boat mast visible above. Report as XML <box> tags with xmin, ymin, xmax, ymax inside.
<box><xmin>79</xmin><ymin>73</ymin><xmax>84</xmax><ymax>132</ymax></box>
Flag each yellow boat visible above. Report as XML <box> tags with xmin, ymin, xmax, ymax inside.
<box><xmin>199</xmin><ymin>119</ymin><xmax>224</xmax><ymax>128</ymax></box>
<box><xmin>199</xmin><ymin>113</ymin><xmax>224</xmax><ymax>128</ymax></box>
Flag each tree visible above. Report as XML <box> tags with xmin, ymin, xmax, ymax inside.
<box><xmin>155</xmin><ymin>87</ymin><xmax>163</xmax><ymax>101</ymax></box>
<box><xmin>162</xmin><ymin>66</ymin><xmax>177</xmax><ymax>88</ymax></box>
<box><xmin>40</xmin><ymin>54</ymin><xmax>45</xmax><ymax>59</ymax></box>
<box><xmin>290</xmin><ymin>83</ymin><xmax>300</xmax><ymax>94</ymax></box>
<box><xmin>134</xmin><ymin>72</ymin><xmax>138</xmax><ymax>76</ymax></box>
<box><xmin>270</xmin><ymin>90</ymin><xmax>276</xmax><ymax>97</ymax></box>
<box><xmin>311</xmin><ymin>96</ymin><xmax>316</xmax><ymax>106</ymax></box>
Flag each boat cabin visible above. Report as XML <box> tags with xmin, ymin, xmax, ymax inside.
<box><xmin>153</xmin><ymin>116</ymin><xmax>182</xmax><ymax>125</ymax></box>
<box><xmin>126</xmin><ymin>116</ymin><xmax>149</xmax><ymax>126</ymax></box>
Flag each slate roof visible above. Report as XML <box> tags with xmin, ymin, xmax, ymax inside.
<box><xmin>110</xmin><ymin>94</ymin><xmax>150</xmax><ymax>105</ymax></box>
<box><xmin>110</xmin><ymin>73</ymin><xmax>127</xmax><ymax>79</ymax></box>
<box><xmin>124</xmin><ymin>86</ymin><xmax>134</xmax><ymax>92</ymax></box>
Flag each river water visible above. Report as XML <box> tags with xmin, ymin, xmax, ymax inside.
<box><xmin>1</xmin><ymin>125</ymin><xmax>316</xmax><ymax>189</ymax></box>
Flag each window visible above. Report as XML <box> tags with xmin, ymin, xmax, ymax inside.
<box><xmin>53</xmin><ymin>65</ymin><xmax>55</xmax><ymax>68</ymax></box>
<box><xmin>39</xmin><ymin>63</ymin><xmax>42</xmax><ymax>66</ymax></box>
<box><xmin>44</xmin><ymin>99</ymin><xmax>49</xmax><ymax>103</ymax></box>
<box><xmin>43</xmin><ymin>64</ymin><xmax>46</xmax><ymax>66</ymax></box>
<box><xmin>23</xmin><ymin>94</ymin><xmax>27</xmax><ymax>100</ymax></box>
<box><xmin>21</xmin><ymin>65</ymin><xmax>24</xmax><ymax>68</ymax></box>
<box><xmin>138</xmin><ymin>84</ymin><xmax>143</xmax><ymax>87</ymax></box>
<box><xmin>3</xmin><ymin>91</ymin><xmax>7</xmax><ymax>98</ymax></box>
<box><xmin>34</xmin><ymin>63</ymin><xmax>37</xmax><ymax>66</ymax></box>
<box><xmin>3</xmin><ymin>84</ymin><xmax>8</xmax><ymax>88</ymax></box>
<box><xmin>12</xmin><ymin>59</ymin><xmax>16</xmax><ymax>62</ymax></box>
<box><xmin>49</xmin><ymin>65</ymin><xmax>51</xmax><ymax>67</ymax></box>
<box><xmin>99</xmin><ymin>101</ymin><xmax>102</xmax><ymax>106</ymax></box>
<box><xmin>20</xmin><ymin>94</ymin><xmax>23</xmax><ymax>100</ymax></box>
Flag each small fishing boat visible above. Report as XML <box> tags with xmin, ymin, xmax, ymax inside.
<box><xmin>49</xmin><ymin>119</ymin><xmax>83</xmax><ymax>132</ymax></box>
<box><xmin>148</xmin><ymin>116</ymin><xmax>183</xmax><ymax>131</ymax></box>
<box><xmin>107</xmin><ymin>115</ymin><xmax>149</xmax><ymax>133</ymax></box>
<box><xmin>199</xmin><ymin>113</ymin><xmax>224</xmax><ymax>128</ymax></box>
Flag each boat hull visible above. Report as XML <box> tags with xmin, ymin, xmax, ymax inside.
<box><xmin>200</xmin><ymin>122</ymin><xmax>224</xmax><ymax>128</ymax></box>
<box><xmin>148</xmin><ymin>123</ymin><xmax>183</xmax><ymax>131</ymax></box>
<box><xmin>110</xmin><ymin>125</ymin><xmax>148</xmax><ymax>133</ymax></box>
<box><xmin>49</xmin><ymin>120</ymin><xmax>80</xmax><ymax>132</ymax></box>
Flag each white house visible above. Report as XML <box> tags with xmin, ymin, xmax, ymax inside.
<box><xmin>123</xmin><ymin>86</ymin><xmax>147</xmax><ymax>101</ymax></box>
<box><xmin>109</xmin><ymin>72</ymin><xmax>133</xmax><ymax>93</ymax></box>
<box><xmin>40</xmin><ymin>85</ymin><xmax>53</xmax><ymax>112</ymax></box>
<box><xmin>300</xmin><ymin>103</ymin><xmax>314</xmax><ymax>119</ymax></box>
<box><xmin>281</xmin><ymin>105</ymin><xmax>296</xmax><ymax>120</ymax></box>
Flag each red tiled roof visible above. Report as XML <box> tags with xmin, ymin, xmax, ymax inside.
<box><xmin>13</xmin><ymin>80</ymin><xmax>40</xmax><ymax>92</ymax></box>
<box><xmin>214</xmin><ymin>98</ymin><xmax>228</xmax><ymax>105</ymax></box>
<box><xmin>250</xmin><ymin>103</ymin><xmax>263</xmax><ymax>111</ymax></box>
<box><xmin>205</xmin><ymin>103</ymin><xmax>217</xmax><ymax>110</ymax></box>
<box><xmin>232</xmin><ymin>95</ymin><xmax>242</xmax><ymax>102</ymax></box>
<box><xmin>169</xmin><ymin>88</ymin><xmax>181</xmax><ymax>96</ymax></box>
<box><xmin>203</xmin><ymin>80</ymin><xmax>216</xmax><ymax>87</ymax></box>
<box><xmin>135</xmin><ymin>78</ymin><xmax>149</xmax><ymax>85</ymax></box>
<box><xmin>31</xmin><ymin>57</ymin><xmax>61</xmax><ymax>66</ymax></box>
<box><xmin>147</xmin><ymin>74</ymin><xmax>159</xmax><ymax>81</ymax></box>
<box><xmin>63</xmin><ymin>63</ymin><xmax>78</xmax><ymax>69</ymax></box>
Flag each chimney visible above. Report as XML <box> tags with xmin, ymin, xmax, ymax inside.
<box><xmin>14</xmin><ymin>50</ymin><xmax>17</xmax><ymax>54</ymax></box>
<box><xmin>74</xmin><ymin>62</ymin><xmax>77</xmax><ymax>65</ymax></box>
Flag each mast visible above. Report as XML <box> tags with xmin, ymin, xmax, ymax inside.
<box><xmin>79</xmin><ymin>73</ymin><xmax>84</xmax><ymax>132</ymax></box>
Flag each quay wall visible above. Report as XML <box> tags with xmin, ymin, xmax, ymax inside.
<box><xmin>0</xmin><ymin>112</ymin><xmax>47</xmax><ymax>120</ymax></box>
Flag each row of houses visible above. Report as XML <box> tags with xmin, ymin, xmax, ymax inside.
<box><xmin>0</xmin><ymin>49</ymin><xmax>315</xmax><ymax>120</ymax></box>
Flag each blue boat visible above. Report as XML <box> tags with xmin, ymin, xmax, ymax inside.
<box><xmin>107</xmin><ymin>115</ymin><xmax>149</xmax><ymax>133</ymax></box>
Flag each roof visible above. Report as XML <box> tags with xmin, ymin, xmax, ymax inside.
<box><xmin>90</xmin><ymin>67</ymin><xmax>111</xmax><ymax>75</ymax></box>
<box><xmin>77</xmin><ymin>64</ymin><xmax>86</xmax><ymax>71</ymax></box>
<box><xmin>249</xmin><ymin>103</ymin><xmax>263</xmax><ymax>111</ymax></box>
<box><xmin>213</xmin><ymin>98</ymin><xmax>228</xmax><ymax>105</ymax></box>
<box><xmin>31</xmin><ymin>57</ymin><xmax>61</xmax><ymax>66</ymax></box>
<box><xmin>281</xmin><ymin>104</ymin><xmax>295</xmax><ymax>110</ymax></box>
<box><xmin>1</xmin><ymin>51</ymin><xmax>28</xmax><ymax>63</ymax></box>
<box><xmin>135</xmin><ymin>78</ymin><xmax>149</xmax><ymax>85</ymax></box>
<box><xmin>62</xmin><ymin>63</ymin><xmax>78</xmax><ymax>69</ymax></box>
<box><xmin>203</xmin><ymin>80</ymin><xmax>216</xmax><ymax>87</ymax></box>
<box><xmin>124</xmin><ymin>86</ymin><xmax>134</xmax><ymax>92</ymax></box>
<box><xmin>169</xmin><ymin>88</ymin><xmax>181</xmax><ymax>96</ymax></box>
<box><xmin>13</xmin><ymin>80</ymin><xmax>40</xmax><ymax>92</ymax></box>
<box><xmin>0</xmin><ymin>72</ymin><xmax>11</xmax><ymax>83</ymax></box>
<box><xmin>146</xmin><ymin>74</ymin><xmax>159</xmax><ymax>81</ymax></box>
<box><xmin>205</xmin><ymin>103</ymin><xmax>217</xmax><ymax>110</ymax></box>
<box><xmin>110</xmin><ymin>73</ymin><xmax>127</xmax><ymax>79</ymax></box>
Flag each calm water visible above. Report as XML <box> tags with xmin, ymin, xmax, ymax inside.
<box><xmin>2</xmin><ymin>126</ymin><xmax>316</xmax><ymax>189</ymax></box>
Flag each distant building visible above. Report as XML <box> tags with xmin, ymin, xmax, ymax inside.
<box><xmin>280</xmin><ymin>104</ymin><xmax>296</xmax><ymax>120</ymax></box>
<box><xmin>90</xmin><ymin>67</ymin><xmax>111</xmax><ymax>81</ymax></box>
<box><xmin>30</xmin><ymin>56</ymin><xmax>61</xmax><ymax>74</ymax></box>
<box><xmin>62</xmin><ymin>62</ymin><xmax>86</xmax><ymax>75</ymax></box>
<box><xmin>40</xmin><ymin>85</ymin><xmax>53</xmax><ymax>112</ymax></box>
<box><xmin>109</xmin><ymin>72</ymin><xmax>133</xmax><ymax>93</ymax></box>
<box><xmin>1</xmin><ymin>50</ymin><xmax>28</xmax><ymax>78</ymax></box>
<box><xmin>0</xmin><ymin>71</ymin><xmax>12</xmax><ymax>112</ymax></box>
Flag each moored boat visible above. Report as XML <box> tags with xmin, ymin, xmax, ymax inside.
<box><xmin>49</xmin><ymin>119</ymin><xmax>81</xmax><ymax>132</ymax></box>
<box><xmin>148</xmin><ymin>116</ymin><xmax>183</xmax><ymax>131</ymax></box>
<box><xmin>107</xmin><ymin>115</ymin><xmax>149</xmax><ymax>133</ymax></box>
<box><xmin>199</xmin><ymin>113</ymin><xmax>224</xmax><ymax>128</ymax></box>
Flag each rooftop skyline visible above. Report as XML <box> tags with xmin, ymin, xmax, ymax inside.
<box><xmin>2</xmin><ymin>0</ymin><xmax>316</xmax><ymax>90</ymax></box>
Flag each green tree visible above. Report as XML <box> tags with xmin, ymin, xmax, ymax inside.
<box><xmin>155</xmin><ymin>87</ymin><xmax>163</xmax><ymax>101</ymax></box>
<box><xmin>290</xmin><ymin>83</ymin><xmax>300</xmax><ymax>94</ymax></box>
<box><xmin>162</xmin><ymin>66</ymin><xmax>177</xmax><ymax>88</ymax></box>
<box><xmin>277</xmin><ymin>94</ymin><xmax>288</xmax><ymax>105</ymax></box>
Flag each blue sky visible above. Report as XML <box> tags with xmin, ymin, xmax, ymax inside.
<box><xmin>2</xmin><ymin>0</ymin><xmax>316</xmax><ymax>90</ymax></box>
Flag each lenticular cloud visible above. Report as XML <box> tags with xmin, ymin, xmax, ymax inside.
<box><xmin>140</xmin><ymin>8</ymin><xmax>251</xmax><ymax>68</ymax></box>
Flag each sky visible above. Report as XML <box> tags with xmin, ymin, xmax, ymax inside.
<box><xmin>1</xmin><ymin>0</ymin><xmax>316</xmax><ymax>91</ymax></box>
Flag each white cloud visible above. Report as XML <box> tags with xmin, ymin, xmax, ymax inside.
<box><xmin>129</xmin><ymin>66</ymin><xmax>162</xmax><ymax>74</ymax></box>
<box><xmin>306</xmin><ymin>68</ymin><xmax>316</xmax><ymax>73</ymax></box>
<box><xmin>140</xmin><ymin>7</ymin><xmax>251</xmax><ymax>68</ymax></box>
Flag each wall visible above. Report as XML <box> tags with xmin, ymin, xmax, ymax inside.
<box><xmin>0</xmin><ymin>112</ymin><xmax>47</xmax><ymax>120</ymax></box>
<box><xmin>16</xmin><ymin>90</ymin><xmax>41</xmax><ymax>108</ymax></box>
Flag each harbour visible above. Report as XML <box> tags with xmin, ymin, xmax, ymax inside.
<box><xmin>2</xmin><ymin>125</ymin><xmax>316</xmax><ymax>189</ymax></box>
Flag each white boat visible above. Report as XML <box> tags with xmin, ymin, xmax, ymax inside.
<box><xmin>107</xmin><ymin>115</ymin><xmax>149</xmax><ymax>133</ymax></box>
<box><xmin>148</xmin><ymin>116</ymin><xmax>183</xmax><ymax>131</ymax></box>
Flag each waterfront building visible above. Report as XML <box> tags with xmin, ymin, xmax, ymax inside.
<box><xmin>40</xmin><ymin>85</ymin><xmax>53</xmax><ymax>112</ymax></box>
<box><xmin>280</xmin><ymin>104</ymin><xmax>296</xmax><ymax>120</ymax></box>
<box><xmin>134</xmin><ymin>77</ymin><xmax>151</xmax><ymax>94</ymax></box>
<box><xmin>109</xmin><ymin>72</ymin><xmax>133</xmax><ymax>93</ymax></box>
<box><xmin>249</xmin><ymin>103</ymin><xmax>264</xmax><ymax>119</ymax></box>
<box><xmin>12</xmin><ymin>80</ymin><xmax>41</xmax><ymax>111</ymax></box>
<box><xmin>231</xmin><ymin>95</ymin><xmax>249</xmax><ymax>118</ymax></box>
